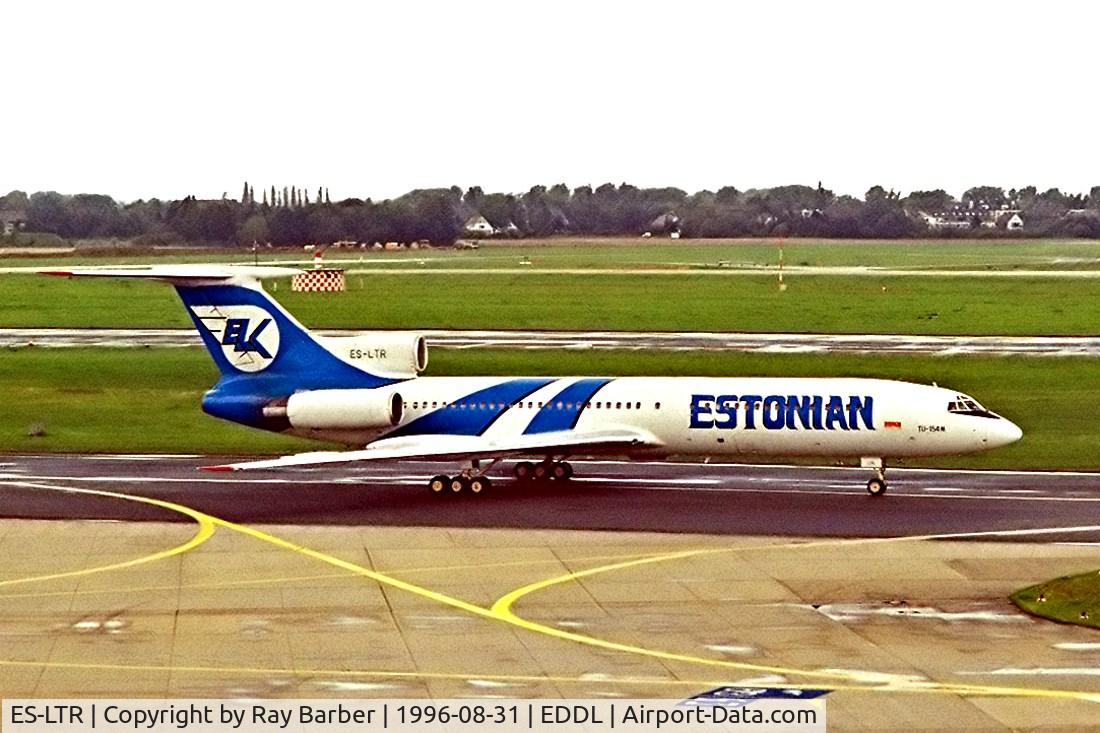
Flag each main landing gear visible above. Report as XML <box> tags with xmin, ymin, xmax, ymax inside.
<box><xmin>428</xmin><ymin>473</ymin><xmax>491</xmax><ymax>495</ymax></box>
<box><xmin>426</xmin><ymin>458</ymin><xmax>575</xmax><ymax>495</ymax></box>
<box><xmin>428</xmin><ymin>458</ymin><xmax>497</xmax><ymax>495</ymax></box>
<box><xmin>862</xmin><ymin>457</ymin><xmax>888</xmax><ymax>497</ymax></box>
<box><xmin>514</xmin><ymin>459</ymin><xmax>573</xmax><ymax>483</ymax></box>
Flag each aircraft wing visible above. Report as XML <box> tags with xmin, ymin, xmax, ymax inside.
<box><xmin>202</xmin><ymin>428</ymin><xmax>659</xmax><ymax>471</ymax></box>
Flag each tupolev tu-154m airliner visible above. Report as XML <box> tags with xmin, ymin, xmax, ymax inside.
<box><xmin>46</xmin><ymin>265</ymin><xmax>1022</xmax><ymax>496</ymax></box>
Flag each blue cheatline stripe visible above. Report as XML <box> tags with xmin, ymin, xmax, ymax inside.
<box><xmin>386</xmin><ymin>378</ymin><xmax>555</xmax><ymax>438</ymax></box>
<box><xmin>523</xmin><ymin>377</ymin><xmax>613</xmax><ymax>435</ymax></box>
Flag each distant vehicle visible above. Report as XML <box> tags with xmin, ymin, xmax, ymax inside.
<box><xmin>454</xmin><ymin>239</ymin><xmax>480</xmax><ymax>250</ymax></box>
<box><xmin>46</xmin><ymin>266</ymin><xmax>1022</xmax><ymax>496</ymax></box>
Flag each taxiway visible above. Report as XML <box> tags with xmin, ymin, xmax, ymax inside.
<box><xmin>5</xmin><ymin>328</ymin><xmax>1100</xmax><ymax>356</ymax></box>
<box><xmin>3</xmin><ymin>455</ymin><xmax>1100</xmax><ymax>539</ymax></box>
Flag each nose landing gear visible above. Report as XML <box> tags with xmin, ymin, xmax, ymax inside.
<box><xmin>862</xmin><ymin>457</ymin><xmax>888</xmax><ymax>496</ymax></box>
<box><xmin>866</xmin><ymin>474</ymin><xmax>887</xmax><ymax>496</ymax></box>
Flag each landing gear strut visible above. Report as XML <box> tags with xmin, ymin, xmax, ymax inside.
<box><xmin>862</xmin><ymin>457</ymin><xmax>887</xmax><ymax>496</ymax></box>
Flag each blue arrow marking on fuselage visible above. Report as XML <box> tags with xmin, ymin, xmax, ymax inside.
<box><xmin>523</xmin><ymin>377</ymin><xmax>613</xmax><ymax>434</ymax></box>
<box><xmin>386</xmin><ymin>378</ymin><xmax>555</xmax><ymax>438</ymax></box>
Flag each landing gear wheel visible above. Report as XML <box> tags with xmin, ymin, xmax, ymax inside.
<box><xmin>513</xmin><ymin>461</ymin><xmax>536</xmax><ymax>482</ymax></box>
<box><xmin>449</xmin><ymin>475</ymin><xmax>470</xmax><ymax>494</ymax></box>
<box><xmin>867</xmin><ymin>478</ymin><xmax>887</xmax><ymax>497</ymax></box>
<box><xmin>551</xmin><ymin>461</ymin><xmax>573</xmax><ymax>481</ymax></box>
<box><xmin>429</xmin><ymin>475</ymin><xmax>449</xmax><ymax>493</ymax></box>
<box><xmin>533</xmin><ymin>461</ymin><xmax>552</xmax><ymax>481</ymax></box>
<box><xmin>469</xmin><ymin>476</ymin><xmax>491</xmax><ymax>494</ymax></box>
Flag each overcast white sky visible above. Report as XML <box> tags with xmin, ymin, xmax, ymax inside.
<box><xmin>3</xmin><ymin>0</ymin><xmax>1098</xmax><ymax>202</ymax></box>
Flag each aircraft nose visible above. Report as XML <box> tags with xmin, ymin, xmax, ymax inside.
<box><xmin>992</xmin><ymin>419</ymin><xmax>1023</xmax><ymax>447</ymax></box>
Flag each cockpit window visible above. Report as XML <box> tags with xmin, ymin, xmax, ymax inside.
<box><xmin>947</xmin><ymin>394</ymin><xmax>997</xmax><ymax>418</ymax></box>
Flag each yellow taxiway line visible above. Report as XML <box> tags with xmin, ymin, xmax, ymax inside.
<box><xmin>0</xmin><ymin>485</ymin><xmax>215</xmax><ymax>589</ymax></box>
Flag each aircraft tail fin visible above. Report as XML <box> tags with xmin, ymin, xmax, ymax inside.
<box><xmin>44</xmin><ymin>265</ymin><xmax>405</xmax><ymax>427</ymax></box>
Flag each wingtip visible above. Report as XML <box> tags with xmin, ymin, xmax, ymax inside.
<box><xmin>39</xmin><ymin>270</ymin><xmax>73</xmax><ymax>277</ymax></box>
<box><xmin>200</xmin><ymin>464</ymin><xmax>235</xmax><ymax>472</ymax></box>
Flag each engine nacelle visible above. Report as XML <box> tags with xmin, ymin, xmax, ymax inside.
<box><xmin>279</xmin><ymin>389</ymin><xmax>404</xmax><ymax>430</ymax></box>
<box><xmin>320</xmin><ymin>332</ymin><xmax>428</xmax><ymax>377</ymax></box>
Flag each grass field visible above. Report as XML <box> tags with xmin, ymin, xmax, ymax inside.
<box><xmin>4</xmin><ymin>270</ymin><xmax>1100</xmax><ymax>335</ymax></box>
<box><xmin>7</xmin><ymin>239</ymin><xmax>1100</xmax><ymax>333</ymax></box>
<box><xmin>1012</xmin><ymin>571</ymin><xmax>1100</xmax><ymax>631</ymax></box>
<box><xmin>0</xmin><ymin>346</ymin><xmax>1091</xmax><ymax>469</ymax></box>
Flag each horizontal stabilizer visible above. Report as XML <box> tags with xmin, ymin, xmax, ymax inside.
<box><xmin>202</xmin><ymin>428</ymin><xmax>659</xmax><ymax>471</ymax></box>
<box><xmin>41</xmin><ymin>264</ymin><xmax>302</xmax><ymax>283</ymax></box>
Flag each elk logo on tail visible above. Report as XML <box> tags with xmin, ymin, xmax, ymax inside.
<box><xmin>189</xmin><ymin>304</ymin><xmax>281</xmax><ymax>372</ymax></box>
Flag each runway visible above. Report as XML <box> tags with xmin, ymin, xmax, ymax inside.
<box><xmin>4</xmin><ymin>455</ymin><xmax>1100</xmax><ymax>540</ymax></box>
<box><xmin>5</xmin><ymin>328</ymin><xmax>1100</xmax><ymax>356</ymax></box>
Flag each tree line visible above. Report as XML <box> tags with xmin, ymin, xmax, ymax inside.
<box><xmin>4</xmin><ymin>182</ymin><xmax>1100</xmax><ymax>246</ymax></box>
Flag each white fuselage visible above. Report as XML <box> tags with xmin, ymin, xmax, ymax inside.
<box><xmin>290</xmin><ymin>376</ymin><xmax>1023</xmax><ymax>460</ymax></box>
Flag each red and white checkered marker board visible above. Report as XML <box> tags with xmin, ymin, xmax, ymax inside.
<box><xmin>291</xmin><ymin>269</ymin><xmax>346</xmax><ymax>292</ymax></box>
